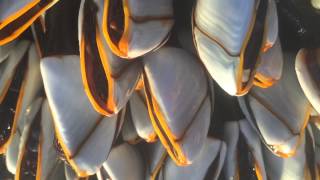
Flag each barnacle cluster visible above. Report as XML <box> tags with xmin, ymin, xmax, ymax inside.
<box><xmin>0</xmin><ymin>0</ymin><xmax>320</xmax><ymax>180</ymax></box>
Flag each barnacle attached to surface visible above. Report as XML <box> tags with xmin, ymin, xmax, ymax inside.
<box><xmin>193</xmin><ymin>0</ymin><xmax>279</xmax><ymax>96</ymax></box>
<box><xmin>239</xmin><ymin>53</ymin><xmax>311</xmax><ymax>157</ymax></box>
<box><xmin>0</xmin><ymin>0</ymin><xmax>320</xmax><ymax>179</ymax></box>
<box><xmin>79</xmin><ymin>0</ymin><xmax>142</xmax><ymax>117</ymax></box>
<box><xmin>143</xmin><ymin>47</ymin><xmax>212</xmax><ymax>165</ymax></box>
<box><xmin>102</xmin><ymin>0</ymin><xmax>174</xmax><ymax>59</ymax></box>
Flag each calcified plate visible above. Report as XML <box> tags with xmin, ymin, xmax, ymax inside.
<box><xmin>0</xmin><ymin>0</ymin><xmax>320</xmax><ymax>179</ymax></box>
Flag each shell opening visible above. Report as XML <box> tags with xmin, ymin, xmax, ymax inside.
<box><xmin>107</xmin><ymin>0</ymin><xmax>125</xmax><ymax>45</ymax></box>
<box><xmin>83</xmin><ymin>0</ymin><xmax>109</xmax><ymax>107</ymax></box>
<box><xmin>241</xmin><ymin>0</ymin><xmax>268</xmax><ymax>85</ymax></box>
<box><xmin>0</xmin><ymin>0</ymin><xmax>49</xmax><ymax>44</ymax></box>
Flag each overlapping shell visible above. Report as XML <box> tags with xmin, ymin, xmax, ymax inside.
<box><xmin>142</xmin><ymin>47</ymin><xmax>211</xmax><ymax>165</ymax></box>
<box><xmin>0</xmin><ymin>0</ymin><xmax>59</xmax><ymax>45</ymax></box>
<box><xmin>295</xmin><ymin>48</ymin><xmax>320</xmax><ymax>114</ymax></box>
<box><xmin>79</xmin><ymin>0</ymin><xmax>142</xmax><ymax>117</ymax></box>
<box><xmin>222</xmin><ymin>119</ymin><xmax>267</xmax><ymax>180</ymax></box>
<box><xmin>41</xmin><ymin>55</ymin><xmax>119</xmax><ymax>176</ymax></box>
<box><xmin>0</xmin><ymin>0</ymin><xmax>320</xmax><ymax>179</ymax></box>
<box><xmin>239</xmin><ymin>52</ymin><xmax>311</xmax><ymax>157</ymax></box>
<box><xmin>193</xmin><ymin>0</ymin><xmax>279</xmax><ymax>96</ymax></box>
<box><xmin>100</xmin><ymin>0</ymin><xmax>174</xmax><ymax>59</ymax></box>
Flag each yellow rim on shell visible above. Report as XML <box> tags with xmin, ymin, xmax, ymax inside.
<box><xmin>0</xmin><ymin>0</ymin><xmax>59</xmax><ymax>45</ymax></box>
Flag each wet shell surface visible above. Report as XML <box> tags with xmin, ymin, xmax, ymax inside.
<box><xmin>143</xmin><ymin>47</ymin><xmax>211</xmax><ymax>165</ymax></box>
<box><xmin>239</xmin><ymin>52</ymin><xmax>311</xmax><ymax>157</ymax></box>
<box><xmin>0</xmin><ymin>0</ymin><xmax>319</xmax><ymax>179</ymax></box>
<box><xmin>40</xmin><ymin>55</ymin><xmax>118</xmax><ymax>176</ymax></box>
<box><xmin>100</xmin><ymin>0</ymin><xmax>174</xmax><ymax>59</ymax></box>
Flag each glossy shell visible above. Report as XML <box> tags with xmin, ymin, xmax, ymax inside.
<box><xmin>262</xmin><ymin>130</ymin><xmax>316</xmax><ymax>180</ymax></box>
<box><xmin>129</xmin><ymin>90</ymin><xmax>156</xmax><ymax>142</ymax></box>
<box><xmin>79</xmin><ymin>0</ymin><xmax>141</xmax><ymax>116</ymax></box>
<box><xmin>0</xmin><ymin>0</ymin><xmax>59</xmax><ymax>45</ymax></box>
<box><xmin>254</xmin><ymin>38</ymin><xmax>283</xmax><ymax>88</ymax></box>
<box><xmin>223</xmin><ymin>120</ymin><xmax>267</xmax><ymax>180</ymax></box>
<box><xmin>295</xmin><ymin>48</ymin><xmax>320</xmax><ymax>114</ymax></box>
<box><xmin>239</xmin><ymin>52</ymin><xmax>311</xmax><ymax>157</ymax></box>
<box><xmin>193</xmin><ymin>0</ymin><xmax>278</xmax><ymax>95</ymax></box>
<box><xmin>99</xmin><ymin>0</ymin><xmax>174</xmax><ymax>59</ymax></box>
<box><xmin>143</xmin><ymin>47</ymin><xmax>211</xmax><ymax>165</ymax></box>
<box><xmin>103</xmin><ymin>143</ymin><xmax>145</xmax><ymax>180</ymax></box>
<box><xmin>41</xmin><ymin>55</ymin><xmax>118</xmax><ymax>176</ymax></box>
<box><xmin>162</xmin><ymin>137</ymin><xmax>226</xmax><ymax>180</ymax></box>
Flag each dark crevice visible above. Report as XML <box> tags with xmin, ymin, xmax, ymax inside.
<box><xmin>107</xmin><ymin>0</ymin><xmax>125</xmax><ymax>45</ymax></box>
<box><xmin>19</xmin><ymin>106</ymin><xmax>42</xmax><ymax>179</ymax></box>
<box><xmin>42</xmin><ymin>0</ymin><xmax>80</xmax><ymax>56</ymax></box>
<box><xmin>0</xmin><ymin>49</ymin><xmax>28</xmax><ymax>147</ymax></box>
<box><xmin>83</xmin><ymin>0</ymin><xmax>109</xmax><ymax>112</ymax></box>
<box><xmin>242</xmin><ymin>0</ymin><xmax>268</xmax><ymax>85</ymax></box>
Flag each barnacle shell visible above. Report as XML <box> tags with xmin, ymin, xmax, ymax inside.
<box><xmin>143</xmin><ymin>47</ymin><xmax>211</xmax><ymax>165</ymax></box>
<box><xmin>295</xmin><ymin>48</ymin><xmax>320</xmax><ymax>114</ymax></box>
<box><xmin>239</xmin><ymin>53</ymin><xmax>311</xmax><ymax>157</ymax></box>
<box><xmin>0</xmin><ymin>0</ymin><xmax>59</xmax><ymax>45</ymax></box>
<box><xmin>162</xmin><ymin>137</ymin><xmax>226</xmax><ymax>180</ymax></box>
<box><xmin>41</xmin><ymin>55</ymin><xmax>118</xmax><ymax>176</ymax></box>
<box><xmin>99</xmin><ymin>0</ymin><xmax>174</xmax><ymax>59</ymax></box>
<box><xmin>102</xmin><ymin>143</ymin><xmax>145</xmax><ymax>180</ymax></box>
<box><xmin>79</xmin><ymin>0</ymin><xmax>141</xmax><ymax>116</ymax></box>
<box><xmin>223</xmin><ymin>120</ymin><xmax>267</xmax><ymax>180</ymax></box>
<box><xmin>193</xmin><ymin>0</ymin><xmax>278</xmax><ymax>96</ymax></box>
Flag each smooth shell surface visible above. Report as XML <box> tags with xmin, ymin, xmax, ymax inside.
<box><xmin>103</xmin><ymin>143</ymin><xmax>145</xmax><ymax>180</ymax></box>
<box><xmin>295</xmin><ymin>48</ymin><xmax>320</xmax><ymax>114</ymax></box>
<box><xmin>262</xmin><ymin>132</ymin><xmax>310</xmax><ymax>180</ymax></box>
<box><xmin>121</xmin><ymin>108</ymin><xmax>139</xmax><ymax>144</ymax></box>
<box><xmin>100</xmin><ymin>0</ymin><xmax>174</xmax><ymax>58</ymax></box>
<box><xmin>143</xmin><ymin>47</ymin><xmax>210</xmax><ymax>165</ymax></box>
<box><xmin>222</xmin><ymin>121</ymin><xmax>239</xmax><ymax>179</ymax></box>
<box><xmin>263</xmin><ymin>0</ymin><xmax>278</xmax><ymax>50</ymax></box>
<box><xmin>194</xmin><ymin>0</ymin><xmax>255</xmax><ymax>55</ymax></box>
<box><xmin>163</xmin><ymin>137</ymin><xmax>226</xmax><ymax>180</ymax></box>
<box><xmin>79</xmin><ymin>0</ymin><xmax>141</xmax><ymax>116</ymax></box>
<box><xmin>6</xmin><ymin>130</ymin><xmax>20</xmax><ymax>174</ymax></box>
<box><xmin>255</xmin><ymin>38</ymin><xmax>283</xmax><ymax>87</ymax></box>
<box><xmin>223</xmin><ymin>120</ymin><xmax>266</xmax><ymax>180</ymax></box>
<box><xmin>193</xmin><ymin>0</ymin><xmax>276</xmax><ymax>95</ymax></box>
<box><xmin>143</xmin><ymin>47</ymin><xmax>208</xmax><ymax>138</ymax></box>
<box><xmin>130</xmin><ymin>91</ymin><xmax>156</xmax><ymax>142</ymax></box>
<box><xmin>38</xmin><ymin>99</ymin><xmax>65</xmax><ymax>180</ymax></box>
<box><xmin>41</xmin><ymin>55</ymin><xmax>117</xmax><ymax>176</ymax></box>
<box><xmin>239</xmin><ymin>52</ymin><xmax>310</xmax><ymax>157</ymax></box>
<box><xmin>193</xmin><ymin>27</ymin><xmax>240</xmax><ymax>95</ymax></box>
